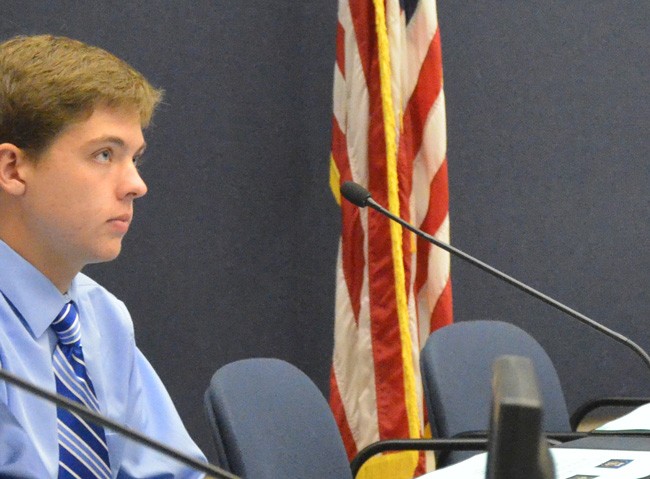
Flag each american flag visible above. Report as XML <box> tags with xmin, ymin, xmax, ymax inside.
<box><xmin>329</xmin><ymin>0</ymin><xmax>452</xmax><ymax>476</ymax></box>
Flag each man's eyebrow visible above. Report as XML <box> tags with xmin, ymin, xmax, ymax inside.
<box><xmin>87</xmin><ymin>136</ymin><xmax>147</xmax><ymax>155</ymax></box>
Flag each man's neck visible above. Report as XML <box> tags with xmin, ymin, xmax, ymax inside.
<box><xmin>0</xmin><ymin>229</ymin><xmax>77</xmax><ymax>293</ymax></box>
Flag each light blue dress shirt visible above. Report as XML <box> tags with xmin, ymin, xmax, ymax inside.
<box><xmin>0</xmin><ymin>240</ymin><xmax>207</xmax><ymax>478</ymax></box>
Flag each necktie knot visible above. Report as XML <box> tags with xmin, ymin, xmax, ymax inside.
<box><xmin>51</xmin><ymin>301</ymin><xmax>81</xmax><ymax>346</ymax></box>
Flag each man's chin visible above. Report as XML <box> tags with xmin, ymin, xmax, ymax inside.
<box><xmin>86</xmin><ymin>245</ymin><xmax>123</xmax><ymax>265</ymax></box>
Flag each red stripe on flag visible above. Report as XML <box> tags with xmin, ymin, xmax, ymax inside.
<box><xmin>430</xmin><ymin>277</ymin><xmax>453</xmax><ymax>333</ymax></box>
<box><xmin>400</xmin><ymin>28</ymin><xmax>443</xmax><ymax>159</ymax></box>
<box><xmin>414</xmin><ymin>158</ymin><xmax>450</xmax><ymax>295</ymax></box>
<box><xmin>349</xmin><ymin>0</ymin><xmax>374</xmax><ymax>84</ymax></box>
<box><xmin>342</xmin><ymin>201</ymin><xmax>365</xmax><ymax>323</ymax></box>
<box><xmin>329</xmin><ymin>368</ymin><xmax>358</xmax><ymax>459</ymax></box>
<box><xmin>420</xmin><ymin>158</ymin><xmax>449</xmax><ymax>238</ymax></box>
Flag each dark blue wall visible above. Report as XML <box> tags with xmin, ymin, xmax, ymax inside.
<box><xmin>4</xmin><ymin>0</ymin><xmax>649</xmax><ymax>463</ymax></box>
<box><xmin>439</xmin><ymin>2</ymin><xmax>650</xmax><ymax>419</ymax></box>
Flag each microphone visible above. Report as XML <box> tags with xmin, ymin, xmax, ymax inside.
<box><xmin>340</xmin><ymin>181</ymin><xmax>372</xmax><ymax>207</ymax></box>
<box><xmin>340</xmin><ymin>180</ymin><xmax>650</xmax><ymax>371</ymax></box>
<box><xmin>0</xmin><ymin>367</ymin><xmax>239</xmax><ymax>479</ymax></box>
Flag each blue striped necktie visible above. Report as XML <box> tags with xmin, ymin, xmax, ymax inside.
<box><xmin>51</xmin><ymin>301</ymin><xmax>111</xmax><ymax>479</ymax></box>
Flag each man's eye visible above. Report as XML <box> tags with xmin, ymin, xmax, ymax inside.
<box><xmin>94</xmin><ymin>150</ymin><xmax>111</xmax><ymax>162</ymax></box>
<box><xmin>133</xmin><ymin>155</ymin><xmax>145</xmax><ymax>168</ymax></box>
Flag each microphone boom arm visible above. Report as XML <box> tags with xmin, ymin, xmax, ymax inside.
<box><xmin>362</xmin><ymin>195</ymin><xmax>650</xmax><ymax>372</ymax></box>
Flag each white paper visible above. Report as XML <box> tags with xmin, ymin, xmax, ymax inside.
<box><xmin>596</xmin><ymin>403</ymin><xmax>650</xmax><ymax>433</ymax></box>
<box><xmin>417</xmin><ymin>448</ymin><xmax>650</xmax><ymax>479</ymax></box>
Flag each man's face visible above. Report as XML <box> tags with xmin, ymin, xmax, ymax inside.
<box><xmin>18</xmin><ymin>106</ymin><xmax>148</xmax><ymax>276</ymax></box>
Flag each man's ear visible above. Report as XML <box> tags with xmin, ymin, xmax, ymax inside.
<box><xmin>0</xmin><ymin>143</ymin><xmax>29</xmax><ymax>196</ymax></box>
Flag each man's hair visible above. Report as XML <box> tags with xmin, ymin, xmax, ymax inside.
<box><xmin>0</xmin><ymin>34</ymin><xmax>163</xmax><ymax>154</ymax></box>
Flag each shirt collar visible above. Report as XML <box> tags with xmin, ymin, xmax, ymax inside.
<box><xmin>0</xmin><ymin>240</ymin><xmax>72</xmax><ymax>338</ymax></box>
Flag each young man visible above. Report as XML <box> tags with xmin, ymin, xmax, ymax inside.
<box><xmin>0</xmin><ymin>35</ymin><xmax>207</xmax><ymax>477</ymax></box>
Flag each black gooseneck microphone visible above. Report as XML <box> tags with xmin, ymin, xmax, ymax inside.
<box><xmin>0</xmin><ymin>367</ymin><xmax>239</xmax><ymax>479</ymax></box>
<box><xmin>340</xmin><ymin>180</ymin><xmax>650</xmax><ymax>371</ymax></box>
